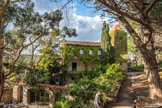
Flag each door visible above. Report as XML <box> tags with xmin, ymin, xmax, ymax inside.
<box><xmin>72</xmin><ymin>62</ymin><xmax>77</xmax><ymax>71</ymax></box>
<box><xmin>20</xmin><ymin>87</ymin><xmax>23</xmax><ymax>103</ymax></box>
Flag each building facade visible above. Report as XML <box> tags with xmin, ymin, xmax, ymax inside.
<box><xmin>63</xmin><ymin>25</ymin><xmax>128</xmax><ymax>75</ymax></box>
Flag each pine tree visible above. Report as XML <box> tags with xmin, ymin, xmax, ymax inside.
<box><xmin>101</xmin><ymin>21</ymin><xmax>115</xmax><ymax>65</ymax></box>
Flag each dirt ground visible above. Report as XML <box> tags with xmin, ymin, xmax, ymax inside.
<box><xmin>132</xmin><ymin>71</ymin><xmax>162</xmax><ymax>98</ymax></box>
<box><xmin>106</xmin><ymin>71</ymin><xmax>162</xmax><ymax>108</ymax></box>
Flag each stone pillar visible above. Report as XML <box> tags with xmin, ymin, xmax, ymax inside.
<box><xmin>49</xmin><ymin>92</ymin><xmax>56</xmax><ymax>108</ymax></box>
<box><xmin>48</xmin><ymin>89</ymin><xmax>59</xmax><ymax>108</ymax></box>
<box><xmin>12</xmin><ymin>85</ymin><xmax>19</xmax><ymax>104</ymax></box>
<box><xmin>23</xmin><ymin>87</ymin><xmax>29</xmax><ymax>105</ymax></box>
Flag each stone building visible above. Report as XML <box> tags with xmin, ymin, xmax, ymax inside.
<box><xmin>62</xmin><ymin>41</ymin><xmax>101</xmax><ymax>72</ymax></box>
<box><xmin>62</xmin><ymin>25</ymin><xmax>128</xmax><ymax>84</ymax></box>
<box><xmin>12</xmin><ymin>81</ymin><xmax>70</xmax><ymax>108</ymax></box>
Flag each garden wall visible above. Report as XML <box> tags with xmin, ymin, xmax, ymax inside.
<box><xmin>1</xmin><ymin>89</ymin><xmax>13</xmax><ymax>103</ymax></box>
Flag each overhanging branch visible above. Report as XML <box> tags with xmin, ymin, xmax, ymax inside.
<box><xmin>145</xmin><ymin>0</ymin><xmax>158</xmax><ymax>14</ymax></box>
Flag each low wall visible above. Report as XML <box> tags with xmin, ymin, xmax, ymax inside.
<box><xmin>1</xmin><ymin>89</ymin><xmax>13</xmax><ymax>103</ymax></box>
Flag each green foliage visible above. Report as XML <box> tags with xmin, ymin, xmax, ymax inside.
<box><xmin>129</xmin><ymin>63</ymin><xmax>144</xmax><ymax>70</ymax></box>
<box><xmin>101</xmin><ymin>21</ymin><xmax>115</xmax><ymax>65</ymax></box>
<box><xmin>64</xmin><ymin>45</ymin><xmax>101</xmax><ymax>72</ymax></box>
<box><xmin>158</xmin><ymin>60</ymin><xmax>162</xmax><ymax>69</ymax></box>
<box><xmin>1</xmin><ymin>0</ymin><xmax>77</xmax><ymax>87</ymax></box>
<box><xmin>69</xmin><ymin>64</ymin><xmax>109</xmax><ymax>81</ymax></box>
<box><xmin>109</xmin><ymin>27</ymin><xmax>127</xmax><ymax>63</ymax></box>
<box><xmin>54</xmin><ymin>101</ymin><xmax>69</xmax><ymax>108</ymax></box>
<box><xmin>23</xmin><ymin>52</ymin><xmax>61</xmax><ymax>86</ymax></box>
<box><xmin>38</xmin><ymin>54</ymin><xmax>61</xmax><ymax>83</ymax></box>
<box><xmin>85</xmin><ymin>64</ymin><xmax>109</xmax><ymax>80</ymax></box>
<box><xmin>24</xmin><ymin>68</ymin><xmax>40</xmax><ymax>86</ymax></box>
<box><xmin>3</xmin><ymin>55</ymin><xmax>28</xmax><ymax>87</ymax></box>
<box><xmin>61</xmin><ymin>64</ymin><xmax>125</xmax><ymax>107</ymax></box>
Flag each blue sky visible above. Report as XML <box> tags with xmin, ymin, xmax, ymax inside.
<box><xmin>33</xmin><ymin>0</ymin><xmax>117</xmax><ymax>42</ymax></box>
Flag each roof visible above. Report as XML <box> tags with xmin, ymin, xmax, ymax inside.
<box><xmin>64</xmin><ymin>40</ymin><xmax>101</xmax><ymax>47</ymax></box>
<box><xmin>37</xmin><ymin>84</ymin><xmax>70</xmax><ymax>90</ymax></box>
<box><xmin>111</xmin><ymin>25</ymin><xmax>121</xmax><ymax>31</ymax></box>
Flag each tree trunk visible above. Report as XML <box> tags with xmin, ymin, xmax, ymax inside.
<box><xmin>118</xmin><ymin>15</ymin><xmax>162</xmax><ymax>101</ymax></box>
<box><xmin>141</xmin><ymin>17</ymin><xmax>162</xmax><ymax>101</ymax></box>
<box><xmin>145</xmin><ymin>59</ymin><xmax>162</xmax><ymax>101</ymax></box>
<box><xmin>0</xmin><ymin>19</ymin><xmax>5</xmax><ymax>103</ymax></box>
<box><xmin>143</xmin><ymin>36</ymin><xmax>162</xmax><ymax>101</ymax></box>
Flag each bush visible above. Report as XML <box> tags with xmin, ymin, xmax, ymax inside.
<box><xmin>84</xmin><ymin>64</ymin><xmax>109</xmax><ymax>80</ymax></box>
<box><xmin>58</xmin><ymin>64</ymin><xmax>125</xmax><ymax>107</ymax></box>
<box><xmin>54</xmin><ymin>101</ymin><xmax>69</xmax><ymax>108</ymax></box>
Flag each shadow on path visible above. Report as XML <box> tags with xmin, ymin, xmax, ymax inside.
<box><xmin>106</xmin><ymin>76</ymin><xmax>134</xmax><ymax>108</ymax></box>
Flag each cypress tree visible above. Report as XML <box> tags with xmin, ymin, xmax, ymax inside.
<box><xmin>101</xmin><ymin>21</ymin><xmax>115</xmax><ymax>65</ymax></box>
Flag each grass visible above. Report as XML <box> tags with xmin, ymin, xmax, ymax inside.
<box><xmin>129</xmin><ymin>63</ymin><xmax>144</xmax><ymax>70</ymax></box>
<box><xmin>129</xmin><ymin>60</ymin><xmax>162</xmax><ymax>71</ymax></box>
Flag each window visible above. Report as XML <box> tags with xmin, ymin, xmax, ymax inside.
<box><xmin>98</xmin><ymin>50</ymin><xmax>101</xmax><ymax>55</ymax></box>
<box><xmin>55</xmin><ymin>78</ymin><xmax>59</xmax><ymax>82</ymax></box>
<box><xmin>89</xmin><ymin>50</ymin><xmax>93</xmax><ymax>55</ymax></box>
<box><xmin>80</xmin><ymin>49</ymin><xmax>84</xmax><ymax>54</ymax></box>
<box><xmin>72</xmin><ymin>62</ymin><xmax>77</xmax><ymax>71</ymax></box>
<box><xmin>72</xmin><ymin>50</ymin><xmax>75</xmax><ymax>54</ymax></box>
<box><xmin>71</xmin><ymin>77</ymin><xmax>75</xmax><ymax>80</ymax></box>
<box><xmin>55</xmin><ymin>78</ymin><xmax>60</xmax><ymax>85</ymax></box>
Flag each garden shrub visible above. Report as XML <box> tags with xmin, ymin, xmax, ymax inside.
<box><xmin>57</xmin><ymin>63</ymin><xmax>125</xmax><ymax>107</ymax></box>
<box><xmin>54</xmin><ymin>101</ymin><xmax>69</xmax><ymax>108</ymax></box>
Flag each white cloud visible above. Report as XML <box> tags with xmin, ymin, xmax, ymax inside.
<box><xmin>32</xmin><ymin>1</ymin><xmax>118</xmax><ymax>42</ymax></box>
<box><xmin>61</xmin><ymin>9</ymin><xmax>114</xmax><ymax>42</ymax></box>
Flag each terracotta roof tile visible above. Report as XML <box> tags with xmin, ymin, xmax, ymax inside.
<box><xmin>64</xmin><ymin>40</ymin><xmax>101</xmax><ymax>47</ymax></box>
<box><xmin>111</xmin><ymin>25</ymin><xmax>121</xmax><ymax>31</ymax></box>
<box><xmin>37</xmin><ymin>84</ymin><xmax>70</xmax><ymax>90</ymax></box>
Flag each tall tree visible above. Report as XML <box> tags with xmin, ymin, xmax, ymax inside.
<box><xmin>92</xmin><ymin>0</ymin><xmax>162</xmax><ymax>101</ymax></box>
<box><xmin>101</xmin><ymin>21</ymin><xmax>114</xmax><ymax>65</ymax></box>
<box><xmin>0</xmin><ymin>0</ymin><xmax>76</xmax><ymax>102</ymax></box>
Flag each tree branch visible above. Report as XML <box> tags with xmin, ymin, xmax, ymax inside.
<box><xmin>128</xmin><ymin>0</ymin><xmax>146</xmax><ymax>18</ymax></box>
<box><xmin>97</xmin><ymin>0</ymin><xmax>151</xmax><ymax>29</ymax></box>
<box><xmin>145</xmin><ymin>0</ymin><xmax>158</xmax><ymax>14</ymax></box>
<box><xmin>23</xmin><ymin>35</ymin><xmax>43</xmax><ymax>48</ymax></box>
<box><xmin>60</xmin><ymin>0</ymin><xmax>73</xmax><ymax>10</ymax></box>
<box><xmin>6</xmin><ymin>73</ymin><xmax>17</xmax><ymax>80</ymax></box>
<box><xmin>1</xmin><ymin>42</ymin><xmax>9</xmax><ymax>49</ymax></box>
<box><xmin>4</xmin><ymin>35</ymin><xmax>43</xmax><ymax>78</ymax></box>
<box><xmin>0</xmin><ymin>0</ymin><xmax>10</xmax><ymax>21</ymax></box>
<box><xmin>4</xmin><ymin>47</ymin><xmax>24</xmax><ymax>78</ymax></box>
<box><xmin>4</xmin><ymin>47</ymin><xmax>16</xmax><ymax>54</ymax></box>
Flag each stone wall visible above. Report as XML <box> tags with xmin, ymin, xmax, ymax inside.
<box><xmin>67</xmin><ymin>58</ymin><xmax>85</xmax><ymax>72</ymax></box>
<box><xmin>119</xmin><ymin>62</ymin><xmax>128</xmax><ymax>72</ymax></box>
<box><xmin>1</xmin><ymin>89</ymin><xmax>13</xmax><ymax>103</ymax></box>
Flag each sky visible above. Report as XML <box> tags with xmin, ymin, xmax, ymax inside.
<box><xmin>32</xmin><ymin>0</ymin><xmax>117</xmax><ymax>42</ymax></box>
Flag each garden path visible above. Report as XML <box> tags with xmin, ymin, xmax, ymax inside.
<box><xmin>106</xmin><ymin>76</ymin><xmax>134</xmax><ymax>108</ymax></box>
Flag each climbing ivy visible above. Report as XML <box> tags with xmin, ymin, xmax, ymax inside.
<box><xmin>63</xmin><ymin>45</ymin><xmax>101</xmax><ymax>72</ymax></box>
<box><xmin>109</xmin><ymin>26</ymin><xmax>127</xmax><ymax>63</ymax></box>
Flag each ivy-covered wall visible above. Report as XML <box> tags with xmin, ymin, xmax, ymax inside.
<box><xmin>63</xmin><ymin>25</ymin><xmax>127</xmax><ymax>72</ymax></box>
<box><xmin>64</xmin><ymin>45</ymin><xmax>101</xmax><ymax>72</ymax></box>
<box><xmin>109</xmin><ymin>26</ymin><xmax>127</xmax><ymax>63</ymax></box>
